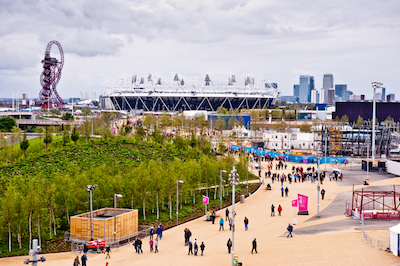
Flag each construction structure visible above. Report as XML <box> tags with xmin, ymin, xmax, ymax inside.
<box><xmin>348</xmin><ymin>186</ymin><xmax>400</xmax><ymax>219</ymax></box>
<box><xmin>107</xmin><ymin>74</ymin><xmax>279</xmax><ymax>112</ymax></box>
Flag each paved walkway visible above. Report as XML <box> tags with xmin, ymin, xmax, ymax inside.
<box><xmin>2</xmin><ymin>161</ymin><xmax>400</xmax><ymax>265</ymax></box>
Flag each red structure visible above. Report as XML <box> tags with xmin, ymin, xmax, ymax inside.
<box><xmin>349</xmin><ymin>185</ymin><xmax>400</xmax><ymax>219</ymax></box>
<box><xmin>39</xmin><ymin>40</ymin><xmax>64</xmax><ymax>110</ymax></box>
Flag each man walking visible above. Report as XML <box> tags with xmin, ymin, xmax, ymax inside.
<box><xmin>150</xmin><ymin>226</ymin><xmax>154</xmax><ymax>240</ymax></box>
<box><xmin>227</xmin><ymin>238</ymin><xmax>232</xmax><ymax>253</ymax></box>
<box><xmin>188</xmin><ymin>241</ymin><xmax>193</xmax><ymax>255</ymax></box>
<box><xmin>321</xmin><ymin>188</ymin><xmax>326</xmax><ymax>200</ymax></box>
<box><xmin>219</xmin><ymin>217</ymin><xmax>224</xmax><ymax>231</ymax></box>
<box><xmin>229</xmin><ymin>218</ymin><xmax>233</xmax><ymax>231</ymax></box>
<box><xmin>137</xmin><ymin>238</ymin><xmax>143</xmax><ymax>254</ymax></box>
<box><xmin>278</xmin><ymin>205</ymin><xmax>282</xmax><ymax>216</ymax></box>
<box><xmin>271</xmin><ymin>204</ymin><xmax>275</xmax><ymax>216</ymax></box>
<box><xmin>244</xmin><ymin>217</ymin><xmax>249</xmax><ymax>230</ymax></box>
<box><xmin>200</xmin><ymin>242</ymin><xmax>205</xmax><ymax>256</ymax></box>
<box><xmin>156</xmin><ymin>225</ymin><xmax>162</xmax><ymax>240</ymax></box>
<box><xmin>81</xmin><ymin>253</ymin><xmax>87</xmax><ymax>266</ymax></box>
<box><xmin>287</xmin><ymin>223</ymin><xmax>293</xmax><ymax>238</ymax></box>
<box><xmin>281</xmin><ymin>187</ymin><xmax>284</xmax><ymax>197</ymax></box>
<box><xmin>251</xmin><ymin>238</ymin><xmax>257</xmax><ymax>254</ymax></box>
<box><xmin>105</xmin><ymin>245</ymin><xmax>111</xmax><ymax>258</ymax></box>
<box><xmin>285</xmin><ymin>186</ymin><xmax>289</xmax><ymax>197</ymax></box>
<box><xmin>226</xmin><ymin>208</ymin><xmax>230</xmax><ymax>221</ymax></box>
<box><xmin>211</xmin><ymin>211</ymin><xmax>216</xmax><ymax>224</ymax></box>
<box><xmin>194</xmin><ymin>239</ymin><xmax>198</xmax><ymax>256</ymax></box>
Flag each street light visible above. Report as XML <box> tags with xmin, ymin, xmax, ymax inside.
<box><xmin>86</xmin><ymin>184</ymin><xmax>98</xmax><ymax>240</ymax></box>
<box><xmin>371</xmin><ymin>82</ymin><xmax>383</xmax><ymax>164</ymax></box>
<box><xmin>220</xmin><ymin>170</ymin><xmax>227</xmax><ymax>209</ymax></box>
<box><xmin>317</xmin><ymin>157</ymin><xmax>321</xmax><ymax>218</ymax></box>
<box><xmin>176</xmin><ymin>180</ymin><xmax>184</xmax><ymax>226</ymax></box>
<box><xmin>23</xmin><ymin>239</ymin><xmax>46</xmax><ymax>265</ymax></box>
<box><xmin>114</xmin><ymin>193</ymin><xmax>123</xmax><ymax>242</ymax></box>
<box><xmin>228</xmin><ymin>166</ymin><xmax>239</xmax><ymax>266</ymax></box>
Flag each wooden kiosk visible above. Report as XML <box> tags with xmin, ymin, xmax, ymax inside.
<box><xmin>70</xmin><ymin>208</ymin><xmax>138</xmax><ymax>243</ymax></box>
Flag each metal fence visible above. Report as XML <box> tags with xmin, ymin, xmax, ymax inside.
<box><xmin>359</xmin><ymin>216</ymin><xmax>390</xmax><ymax>251</ymax></box>
<box><xmin>66</xmin><ymin>225</ymin><xmax>153</xmax><ymax>253</ymax></box>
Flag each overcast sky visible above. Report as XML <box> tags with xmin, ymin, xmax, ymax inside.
<box><xmin>0</xmin><ymin>0</ymin><xmax>399</xmax><ymax>100</ymax></box>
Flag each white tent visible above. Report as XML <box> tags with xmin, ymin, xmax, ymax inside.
<box><xmin>389</xmin><ymin>223</ymin><xmax>400</xmax><ymax>256</ymax></box>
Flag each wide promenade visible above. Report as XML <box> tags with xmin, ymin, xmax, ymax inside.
<box><xmin>2</xmin><ymin>161</ymin><xmax>400</xmax><ymax>265</ymax></box>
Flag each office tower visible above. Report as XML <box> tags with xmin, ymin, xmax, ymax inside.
<box><xmin>311</xmin><ymin>89</ymin><xmax>319</xmax><ymax>104</ymax></box>
<box><xmin>342</xmin><ymin>90</ymin><xmax>353</xmax><ymax>101</ymax></box>
<box><xmin>382</xmin><ymin>87</ymin><xmax>386</xmax><ymax>101</ymax></box>
<box><xmin>335</xmin><ymin>84</ymin><xmax>347</xmax><ymax>99</ymax></box>
<box><xmin>327</xmin><ymin>89</ymin><xmax>335</xmax><ymax>104</ymax></box>
<box><xmin>323</xmin><ymin>72</ymin><xmax>334</xmax><ymax>90</ymax></box>
<box><xmin>388</xmin><ymin>93</ymin><xmax>395</xmax><ymax>101</ymax></box>
<box><xmin>293</xmin><ymin>85</ymin><xmax>299</xmax><ymax>97</ymax></box>
<box><xmin>299</xmin><ymin>75</ymin><xmax>314</xmax><ymax>103</ymax></box>
<box><xmin>375</xmin><ymin>92</ymin><xmax>382</xmax><ymax>101</ymax></box>
<box><xmin>319</xmin><ymin>89</ymin><xmax>326</xmax><ymax>104</ymax></box>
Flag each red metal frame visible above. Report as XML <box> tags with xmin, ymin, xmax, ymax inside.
<box><xmin>351</xmin><ymin>185</ymin><xmax>400</xmax><ymax>219</ymax></box>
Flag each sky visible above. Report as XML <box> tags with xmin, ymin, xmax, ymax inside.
<box><xmin>0</xmin><ymin>0</ymin><xmax>399</xmax><ymax>100</ymax></box>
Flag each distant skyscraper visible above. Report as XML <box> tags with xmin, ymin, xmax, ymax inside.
<box><xmin>293</xmin><ymin>85</ymin><xmax>299</xmax><ymax>97</ymax></box>
<box><xmin>327</xmin><ymin>89</ymin><xmax>335</xmax><ymax>104</ymax></box>
<box><xmin>319</xmin><ymin>89</ymin><xmax>326</xmax><ymax>104</ymax></box>
<box><xmin>342</xmin><ymin>90</ymin><xmax>353</xmax><ymax>101</ymax></box>
<box><xmin>335</xmin><ymin>84</ymin><xmax>347</xmax><ymax>99</ymax></box>
<box><xmin>311</xmin><ymin>89</ymin><xmax>319</xmax><ymax>104</ymax></box>
<box><xmin>382</xmin><ymin>87</ymin><xmax>386</xmax><ymax>101</ymax></box>
<box><xmin>375</xmin><ymin>93</ymin><xmax>382</xmax><ymax>101</ymax></box>
<box><xmin>323</xmin><ymin>72</ymin><xmax>334</xmax><ymax>90</ymax></box>
<box><xmin>388</xmin><ymin>93</ymin><xmax>395</xmax><ymax>101</ymax></box>
<box><xmin>299</xmin><ymin>75</ymin><xmax>314</xmax><ymax>103</ymax></box>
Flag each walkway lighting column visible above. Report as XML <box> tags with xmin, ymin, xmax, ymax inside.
<box><xmin>86</xmin><ymin>184</ymin><xmax>98</xmax><ymax>240</ymax></box>
<box><xmin>220</xmin><ymin>170</ymin><xmax>227</xmax><ymax>209</ymax></box>
<box><xmin>228</xmin><ymin>166</ymin><xmax>239</xmax><ymax>266</ymax></box>
<box><xmin>176</xmin><ymin>180</ymin><xmax>184</xmax><ymax>226</ymax></box>
<box><xmin>317</xmin><ymin>157</ymin><xmax>321</xmax><ymax>218</ymax></box>
<box><xmin>114</xmin><ymin>193</ymin><xmax>123</xmax><ymax>242</ymax></box>
<box><xmin>371</xmin><ymin>82</ymin><xmax>383</xmax><ymax>164</ymax></box>
<box><xmin>324</xmin><ymin>128</ymin><xmax>328</xmax><ymax>173</ymax></box>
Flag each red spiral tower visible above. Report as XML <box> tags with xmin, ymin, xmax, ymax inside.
<box><xmin>39</xmin><ymin>40</ymin><xmax>65</xmax><ymax>109</ymax></box>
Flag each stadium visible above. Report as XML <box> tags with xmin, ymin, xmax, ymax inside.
<box><xmin>107</xmin><ymin>74</ymin><xmax>279</xmax><ymax>112</ymax></box>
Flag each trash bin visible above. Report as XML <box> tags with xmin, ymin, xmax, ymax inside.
<box><xmin>240</xmin><ymin>195</ymin><xmax>245</xmax><ymax>203</ymax></box>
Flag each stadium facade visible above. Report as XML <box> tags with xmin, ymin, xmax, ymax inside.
<box><xmin>107</xmin><ymin>74</ymin><xmax>279</xmax><ymax>112</ymax></box>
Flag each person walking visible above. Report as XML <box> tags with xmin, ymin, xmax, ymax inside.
<box><xmin>81</xmin><ymin>253</ymin><xmax>87</xmax><ymax>266</ymax></box>
<box><xmin>227</xmin><ymin>238</ymin><xmax>232</xmax><ymax>253</ymax></box>
<box><xmin>321</xmin><ymin>188</ymin><xmax>326</xmax><ymax>200</ymax></box>
<box><xmin>154</xmin><ymin>238</ymin><xmax>159</xmax><ymax>253</ymax></box>
<box><xmin>200</xmin><ymin>242</ymin><xmax>205</xmax><ymax>256</ymax></box>
<box><xmin>156</xmin><ymin>225</ymin><xmax>162</xmax><ymax>240</ymax></box>
<box><xmin>194</xmin><ymin>239</ymin><xmax>199</xmax><ymax>256</ymax></box>
<box><xmin>133</xmin><ymin>238</ymin><xmax>137</xmax><ymax>253</ymax></box>
<box><xmin>150</xmin><ymin>226</ymin><xmax>154</xmax><ymax>240</ymax></box>
<box><xmin>229</xmin><ymin>218</ymin><xmax>233</xmax><ymax>231</ymax></box>
<box><xmin>251</xmin><ymin>238</ymin><xmax>257</xmax><ymax>254</ymax></box>
<box><xmin>278</xmin><ymin>205</ymin><xmax>282</xmax><ymax>216</ymax></box>
<box><xmin>226</xmin><ymin>208</ymin><xmax>230</xmax><ymax>221</ymax></box>
<box><xmin>188</xmin><ymin>241</ymin><xmax>193</xmax><ymax>255</ymax></box>
<box><xmin>73</xmin><ymin>256</ymin><xmax>80</xmax><ymax>266</ymax></box>
<box><xmin>287</xmin><ymin>223</ymin><xmax>293</xmax><ymax>237</ymax></box>
<box><xmin>211</xmin><ymin>211</ymin><xmax>216</xmax><ymax>224</ymax></box>
<box><xmin>83</xmin><ymin>244</ymin><xmax>89</xmax><ymax>255</ymax></box>
<box><xmin>149</xmin><ymin>239</ymin><xmax>154</xmax><ymax>252</ymax></box>
<box><xmin>219</xmin><ymin>217</ymin><xmax>225</xmax><ymax>231</ymax></box>
<box><xmin>244</xmin><ymin>217</ymin><xmax>249</xmax><ymax>231</ymax></box>
<box><xmin>281</xmin><ymin>187</ymin><xmax>284</xmax><ymax>197</ymax></box>
<box><xmin>271</xmin><ymin>204</ymin><xmax>275</xmax><ymax>216</ymax></box>
<box><xmin>137</xmin><ymin>238</ymin><xmax>143</xmax><ymax>254</ymax></box>
<box><xmin>105</xmin><ymin>245</ymin><xmax>111</xmax><ymax>258</ymax></box>
<box><xmin>285</xmin><ymin>186</ymin><xmax>289</xmax><ymax>197</ymax></box>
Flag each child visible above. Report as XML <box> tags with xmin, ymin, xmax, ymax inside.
<box><xmin>149</xmin><ymin>239</ymin><xmax>154</xmax><ymax>252</ymax></box>
<box><xmin>154</xmin><ymin>239</ymin><xmax>159</xmax><ymax>253</ymax></box>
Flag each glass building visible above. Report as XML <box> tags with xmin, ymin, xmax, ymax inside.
<box><xmin>335</xmin><ymin>84</ymin><xmax>347</xmax><ymax>99</ymax></box>
<box><xmin>299</xmin><ymin>75</ymin><xmax>314</xmax><ymax>103</ymax></box>
<box><xmin>323</xmin><ymin>73</ymin><xmax>334</xmax><ymax>90</ymax></box>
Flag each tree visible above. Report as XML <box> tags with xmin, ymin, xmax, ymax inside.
<box><xmin>135</xmin><ymin>125</ymin><xmax>146</xmax><ymax>141</ymax></box>
<box><xmin>0</xmin><ymin>132</ymin><xmax>10</xmax><ymax>165</ymax></box>
<box><xmin>355</xmin><ymin>115</ymin><xmax>364</xmax><ymax>126</ymax></box>
<box><xmin>0</xmin><ymin>117</ymin><xmax>17</xmax><ymax>131</ymax></box>
<box><xmin>61</xmin><ymin>112</ymin><xmax>73</xmax><ymax>121</ymax></box>
<box><xmin>1</xmin><ymin>185</ymin><xmax>15</xmax><ymax>252</ymax></box>
<box><xmin>71</xmin><ymin>127</ymin><xmax>80</xmax><ymax>145</ymax></box>
<box><xmin>341</xmin><ymin>115</ymin><xmax>349</xmax><ymax>123</ymax></box>
<box><xmin>300</xmin><ymin>122</ymin><xmax>311</xmax><ymax>133</ymax></box>
<box><xmin>20</xmin><ymin>133</ymin><xmax>30</xmax><ymax>158</ymax></box>
<box><xmin>62</xmin><ymin>130</ymin><xmax>70</xmax><ymax>146</ymax></box>
<box><xmin>43</xmin><ymin>127</ymin><xmax>53</xmax><ymax>152</ymax></box>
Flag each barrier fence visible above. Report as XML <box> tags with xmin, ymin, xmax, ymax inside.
<box><xmin>359</xmin><ymin>216</ymin><xmax>390</xmax><ymax>251</ymax></box>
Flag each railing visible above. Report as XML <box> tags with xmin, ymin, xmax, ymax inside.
<box><xmin>66</xmin><ymin>225</ymin><xmax>153</xmax><ymax>253</ymax></box>
<box><xmin>359</xmin><ymin>216</ymin><xmax>390</xmax><ymax>251</ymax></box>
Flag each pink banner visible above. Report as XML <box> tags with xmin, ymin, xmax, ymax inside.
<box><xmin>298</xmin><ymin>194</ymin><xmax>308</xmax><ymax>212</ymax></box>
<box><xmin>291</xmin><ymin>199</ymin><xmax>297</xmax><ymax>207</ymax></box>
<box><xmin>202</xmin><ymin>196</ymin><xmax>209</xmax><ymax>205</ymax></box>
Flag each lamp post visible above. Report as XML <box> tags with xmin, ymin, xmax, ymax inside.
<box><xmin>220</xmin><ymin>170</ymin><xmax>227</xmax><ymax>209</ymax></box>
<box><xmin>176</xmin><ymin>180</ymin><xmax>184</xmax><ymax>226</ymax></box>
<box><xmin>317</xmin><ymin>157</ymin><xmax>321</xmax><ymax>218</ymax></box>
<box><xmin>114</xmin><ymin>193</ymin><xmax>123</xmax><ymax>242</ymax></box>
<box><xmin>324</xmin><ymin>127</ymin><xmax>328</xmax><ymax>173</ymax></box>
<box><xmin>86</xmin><ymin>184</ymin><xmax>98</xmax><ymax>240</ymax></box>
<box><xmin>228</xmin><ymin>166</ymin><xmax>239</xmax><ymax>266</ymax></box>
<box><xmin>23</xmin><ymin>239</ymin><xmax>46</xmax><ymax>266</ymax></box>
<box><xmin>371</xmin><ymin>82</ymin><xmax>383</xmax><ymax>164</ymax></box>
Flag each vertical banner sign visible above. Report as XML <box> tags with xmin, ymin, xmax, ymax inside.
<box><xmin>297</xmin><ymin>194</ymin><xmax>309</xmax><ymax>214</ymax></box>
<box><xmin>291</xmin><ymin>199</ymin><xmax>298</xmax><ymax>207</ymax></box>
<box><xmin>202</xmin><ymin>196</ymin><xmax>209</xmax><ymax>205</ymax></box>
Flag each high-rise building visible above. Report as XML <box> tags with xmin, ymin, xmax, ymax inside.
<box><xmin>382</xmin><ymin>87</ymin><xmax>386</xmax><ymax>101</ymax></box>
<box><xmin>388</xmin><ymin>93</ymin><xmax>395</xmax><ymax>102</ymax></box>
<box><xmin>375</xmin><ymin>93</ymin><xmax>382</xmax><ymax>101</ymax></box>
<box><xmin>327</xmin><ymin>89</ymin><xmax>335</xmax><ymax>104</ymax></box>
<box><xmin>293</xmin><ymin>85</ymin><xmax>299</xmax><ymax>97</ymax></box>
<box><xmin>311</xmin><ymin>89</ymin><xmax>319</xmax><ymax>104</ymax></box>
<box><xmin>323</xmin><ymin>72</ymin><xmax>334</xmax><ymax>90</ymax></box>
<box><xmin>319</xmin><ymin>89</ymin><xmax>326</xmax><ymax>104</ymax></box>
<box><xmin>342</xmin><ymin>90</ymin><xmax>353</xmax><ymax>101</ymax></box>
<box><xmin>335</xmin><ymin>84</ymin><xmax>347</xmax><ymax>99</ymax></box>
<box><xmin>299</xmin><ymin>75</ymin><xmax>314</xmax><ymax>103</ymax></box>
